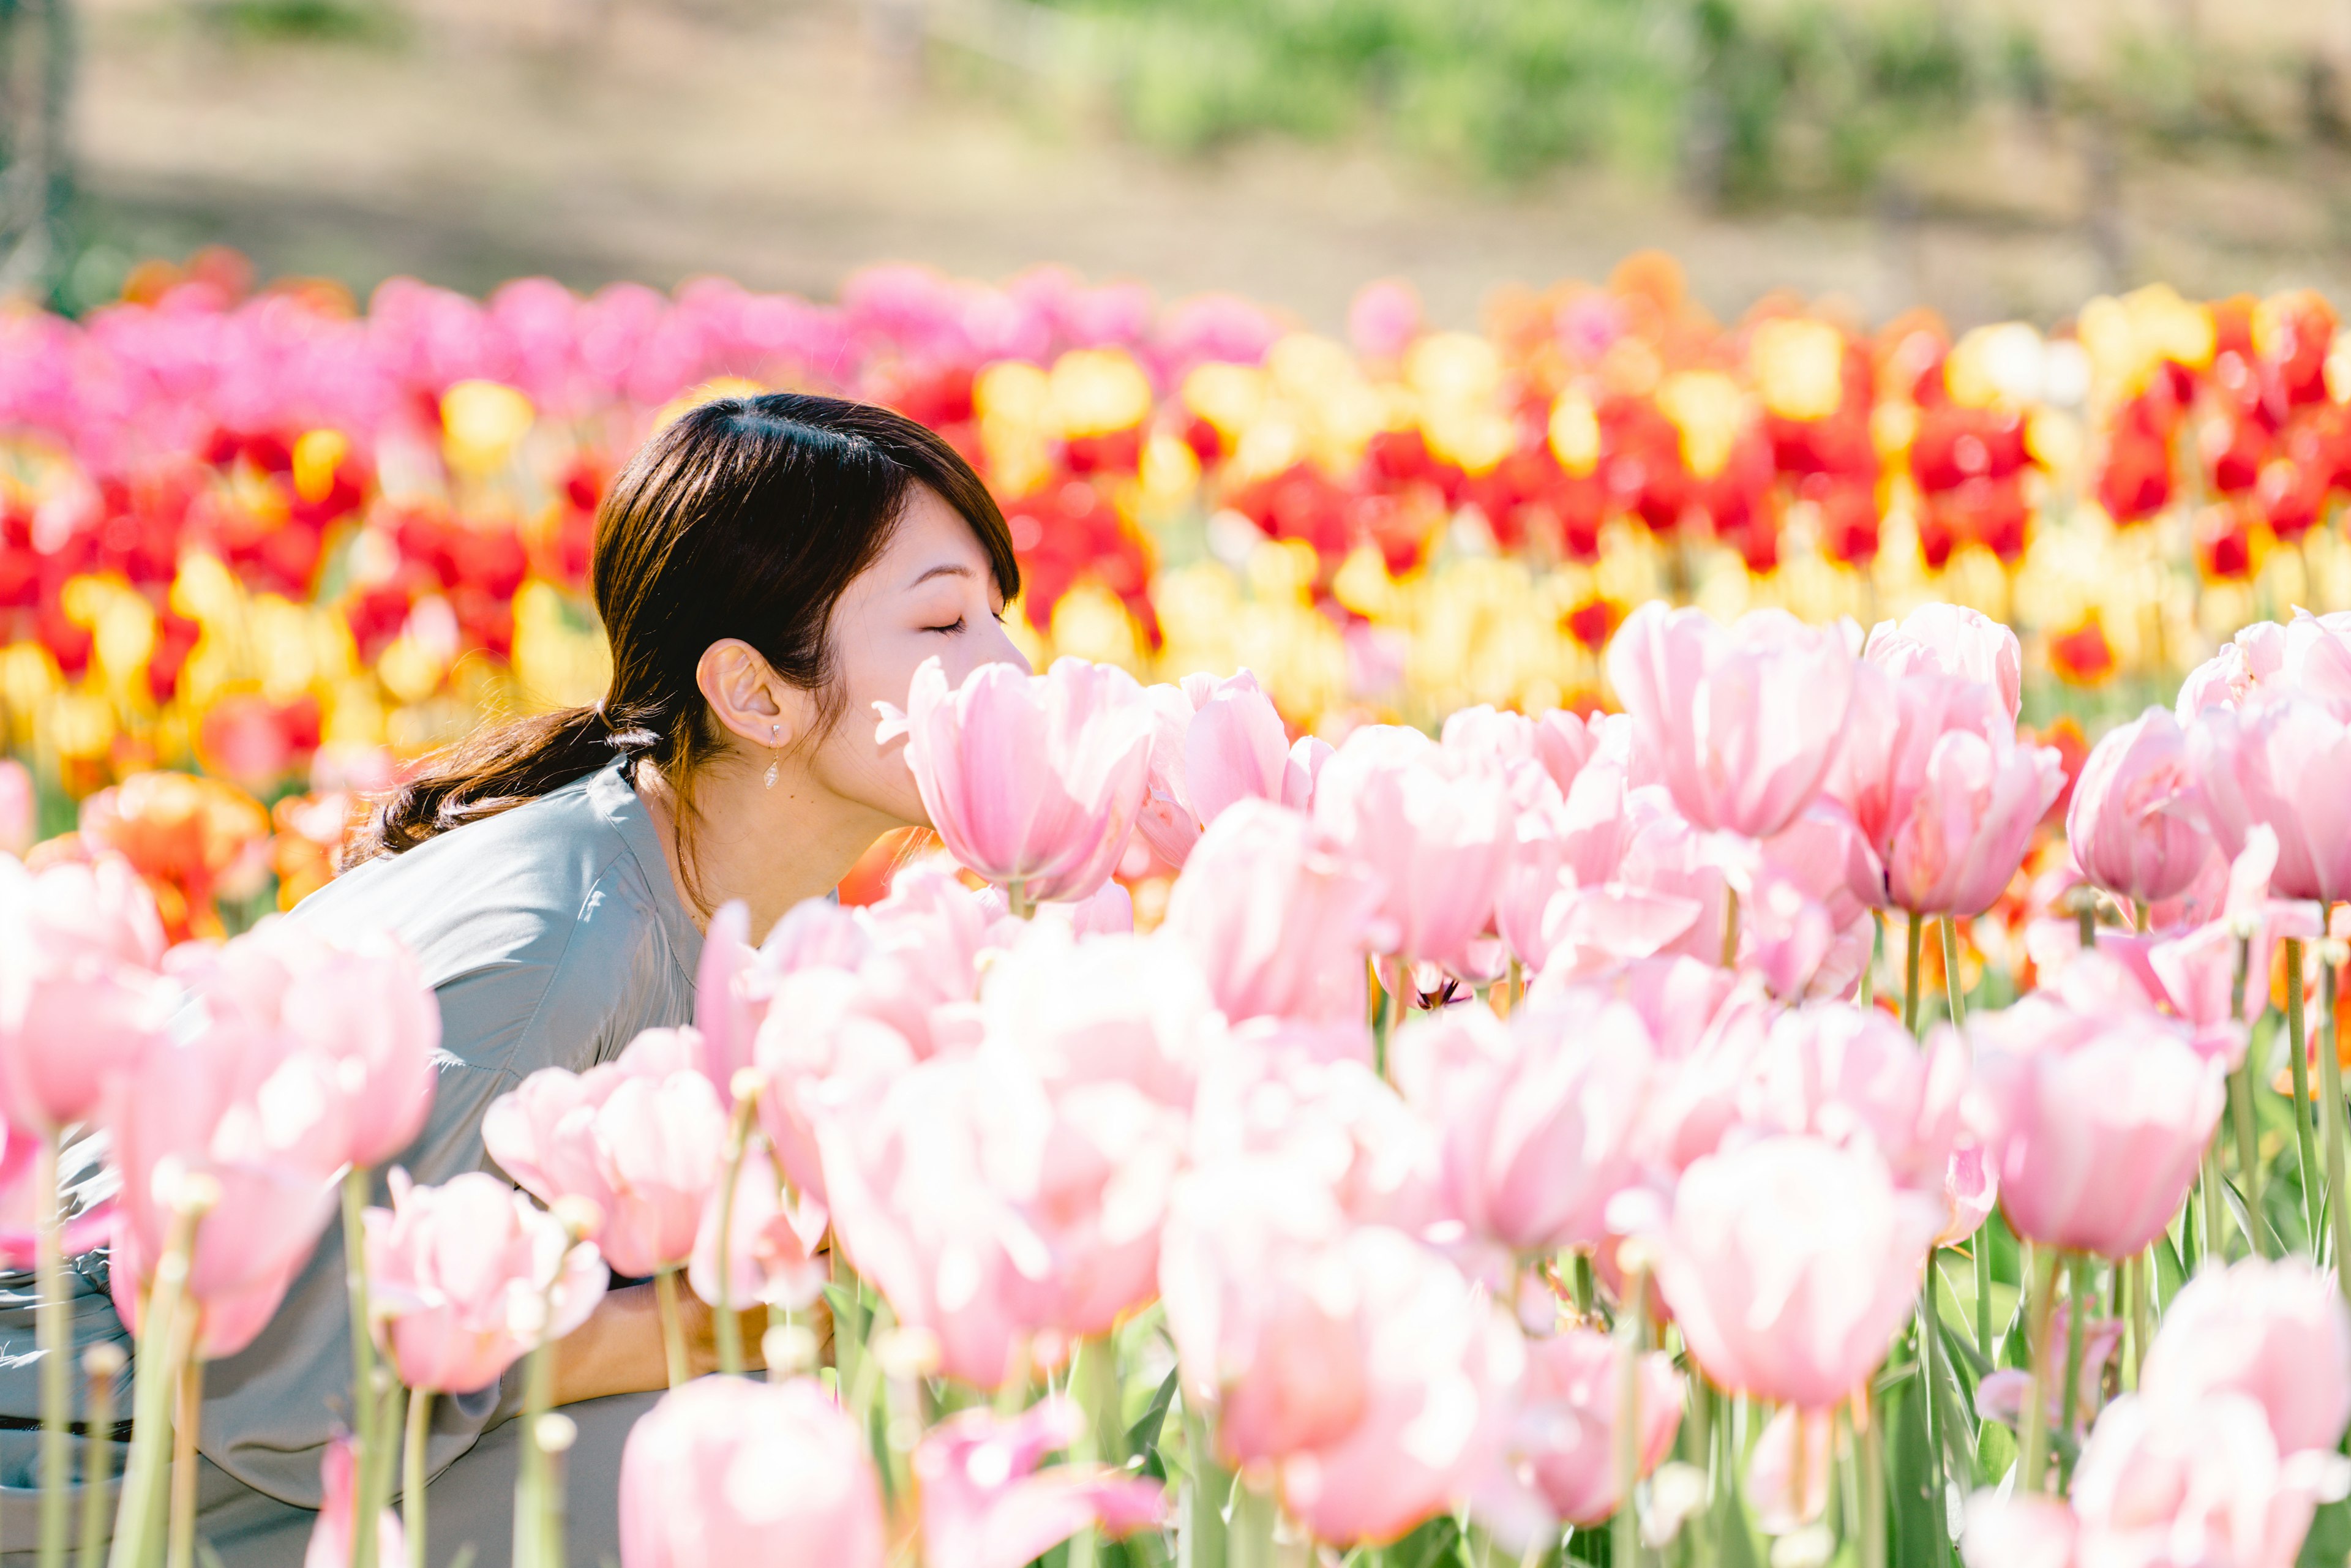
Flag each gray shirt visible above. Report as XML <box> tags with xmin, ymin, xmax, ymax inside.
<box><xmin>0</xmin><ymin>759</ymin><xmax>702</xmax><ymax>1510</ymax></box>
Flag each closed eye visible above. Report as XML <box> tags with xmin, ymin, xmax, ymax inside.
<box><xmin>924</xmin><ymin>617</ymin><xmax>967</xmax><ymax>635</ymax></box>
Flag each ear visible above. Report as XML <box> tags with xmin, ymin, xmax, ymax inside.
<box><xmin>696</xmin><ymin>639</ymin><xmax>818</xmax><ymax>753</ymax></box>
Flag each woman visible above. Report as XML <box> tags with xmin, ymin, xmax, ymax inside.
<box><xmin>0</xmin><ymin>392</ymin><xmax>1027</xmax><ymax>1564</ymax></box>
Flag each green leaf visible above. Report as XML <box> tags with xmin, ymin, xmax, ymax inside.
<box><xmin>1392</xmin><ymin>1515</ymin><xmax>1464</xmax><ymax>1568</ymax></box>
<box><xmin>2298</xmin><ymin>1496</ymin><xmax>2351</xmax><ymax>1567</ymax></box>
<box><xmin>1974</xmin><ymin>1419</ymin><xmax>2016</xmax><ymax>1491</ymax></box>
<box><xmin>1888</xmin><ymin>1379</ymin><xmax>1943</xmax><ymax>1568</ymax></box>
<box><xmin>1128</xmin><ymin>1366</ymin><xmax>1180</xmax><ymax>1458</ymax></box>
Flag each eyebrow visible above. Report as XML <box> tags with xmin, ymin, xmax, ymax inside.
<box><xmin>909</xmin><ymin>563</ymin><xmax>978</xmax><ymax>588</ymax></box>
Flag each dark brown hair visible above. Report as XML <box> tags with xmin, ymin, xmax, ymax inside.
<box><xmin>350</xmin><ymin>392</ymin><xmax>1019</xmax><ymax>885</ymax></box>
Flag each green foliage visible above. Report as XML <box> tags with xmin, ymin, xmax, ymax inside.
<box><xmin>1031</xmin><ymin>0</ymin><xmax>2039</xmax><ymax>199</ymax></box>
<box><xmin>200</xmin><ymin>0</ymin><xmax>404</xmax><ymax>45</ymax></box>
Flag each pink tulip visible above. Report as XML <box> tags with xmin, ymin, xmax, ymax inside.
<box><xmin>978</xmin><ymin>920</ymin><xmax>1218</xmax><ymax>1108</ymax></box>
<box><xmin>1829</xmin><ymin>665</ymin><xmax>2063</xmax><ymax>916</ymax></box>
<box><xmin>1510</xmin><ymin>1327</ymin><xmax>1682</xmax><ymax>1527</ymax></box>
<box><xmin>1162</xmin><ymin>800</ymin><xmax>1384</xmax><ymax>1027</ymax></box>
<box><xmin>751</xmin><ymin>967</ymin><xmax>917</xmax><ymax>1208</ymax></box>
<box><xmin>2138</xmin><ymin>1256</ymin><xmax>2351</xmax><ymax>1456</ymax></box>
<box><xmin>1136</xmin><ymin>670</ymin><xmax>1305</xmax><ymax>866</ymax></box>
<box><xmin>1606</xmin><ymin>603</ymin><xmax>1856</xmax><ymax>840</ymax></box>
<box><xmin>8</xmin><ymin>851</ymin><xmax>165</xmax><ymax>969</ymax></box>
<box><xmin>915</xmin><ymin>1398</ymin><xmax>1163</xmax><ymax>1568</ymax></box>
<box><xmin>482</xmin><ymin>1029</ymin><xmax>730</xmax><ymax>1278</ymax></box>
<box><xmin>2175</xmin><ymin>620</ymin><xmax>2287</xmax><ymax>719</ymax></box>
<box><xmin>1970</xmin><ymin>962</ymin><xmax>2226</xmax><ymax>1258</ymax></box>
<box><xmin>878</xmin><ymin>656</ymin><xmax>1156</xmax><ymax>904</ymax></box>
<box><xmin>977</xmin><ymin>876</ymin><xmax>1133</xmax><ymax>938</ymax></box>
<box><xmin>1347</xmin><ymin>279</ymin><xmax>1421</xmax><ymax>360</ymax></box>
<box><xmin>852</xmin><ymin>860</ymin><xmax>999</xmax><ymax>1056</ymax></box>
<box><xmin>687</xmin><ymin>1144</ymin><xmax>828</xmax><ymax>1315</ymax></box>
<box><xmin>2067</xmin><ymin>1392</ymin><xmax>2349</xmax><ymax>1568</ymax></box>
<box><xmin>1976</xmin><ymin>1299</ymin><xmax>2123</xmax><ymax>1438</ymax></box>
<box><xmin>1160</xmin><ymin>1162</ymin><xmax>1374</xmax><ymax>1466</ymax></box>
<box><xmin>618</xmin><ymin>1376</ymin><xmax>886</xmax><ymax>1568</ymax></box>
<box><xmin>2281</xmin><ymin>607</ymin><xmax>2351</xmax><ymax>710</ymax></box>
<box><xmin>0</xmin><ymin>760</ymin><xmax>32</xmax><ymax>857</ymax></box>
<box><xmin>819</xmin><ymin>1047</ymin><xmax>1182</xmax><ymax>1387</ymax></box>
<box><xmin>2189</xmin><ymin>693</ymin><xmax>2351</xmax><ymax>904</ymax></box>
<box><xmin>1389</xmin><ymin>1002</ymin><xmax>1651</xmax><ymax>1258</ymax></box>
<box><xmin>364</xmin><ymin>1169</ymin><xmax>609</xmax><ymax>1394</ymax></box>
<box><xmin>1650</xmin><ymin>1135</ymin><xmax>1943</xmax><ymax>1409</ymax></box>
<box><xmin>1745</xmin><ymin>1406</ymin><xmax>1835</xmax><ymax>1536</ymax></box>
<box><xmin>304</xmin><ymin>1436</ymin><xmax>405</xmax><ymax>1568</ymax></box>
<box><xmin>2068</xmin><ymin>707</ymin><xmax>2216</xmax><ymax>906</ymax></box>
<box><xmin>1938</xmin><ymin>1142</ymin><xmax>1998</xmax><ymax>1247</ymax></box>
<box><xmin>0</xmin><ymin>854</ymin><xmax>174</xmax><ymax>1134</ymax></box>
<box><xmin>1734</xmin><ymin>1005</ymin><xmax>1968</xmax><ymax>1190</ymax></box>
<box><xmin>1532</xmin><ymin>710</ymin><xmax>1602</xmax><ymax>797</ymax></box>
<box><xmin>1864</xmin><ymin>602</ymin><xmax>2023</xmax><ymax>725</ymax></box>
<box><xmin>1958</xmin><ymin>1493</ymin><xmax>2078</xmax><ymax>1568</ymax></box>
<box><xmin>1313</xmin><ymin>726</ymin><xmax>1513</xmax><ymax>973</ymax></box>
<box><xmin>1189</xmin><ymin>1047</ymin><xmax>1436</xmax><ymax>1231</ymax></box>
<box><xmin>105</xmin><ymin>1023</ymin><xmax>347</xmax><ymax>1360</ymax></box>
<box><xmin>691</xmin><ymin>900</ymin><xmax>763</xmax><ymax>1108</ymax></box>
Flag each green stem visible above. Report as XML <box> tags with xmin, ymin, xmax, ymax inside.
<box><xmin>404</xmin><ymin>1389</ymin><xmax>431</xmax><ymax>1568</ymax></box>
<box><xmin>1371</xmin><ymin>975</ymin><xmax>1393</xmax><ymax>1079</ymax></box>
<box><xmin>80</xmin><ymin>1345</ymin><xmax>121</xmax><ymax>1568</ymax></box>
<box><xmin>341</xmin><ymin>1166</ymin><xmax>380</xmax><ymax>1568</ymax></box>
<box><xmin>1007</xmin><ymin>879</ymin><xmax>1034</xmax><ymax>921</ymax></box>
<box><xmin>2230</xmin><ymin>933</ymin><xmax>2270</xmax><ymax>1255</ymax></box>
<box><xmin>711</xmin><ymin>1097</ymin><xmax>760</xmax><ymax>1379</ymax></box>
<box><xmin>2319</xmin><ymin>953</ymin><xmax>2351</xmax><ymax>1294</ymax></box>
<box><xmin>166</xmin><ymin>1359</ymin><xmax>201</xmax><ymax>1568</ymax></box>
<box><xmin>1940</xmin><ymin>917</ymin><xmax>1967</xmax><ymax>1028</ymax></box>
<box><xmin>654</xmin><ymin>1270</ymin><xmax>689</xmax><ymax>1389</ymax></box>
<box><xmin>1573</xmin><ymin>1251</ymin><xmax>1595</xmax><ymax>1321</ymax></box>
<box><xmin>1182</xmin><ymin>1400</ymin><xmax>1230</xmax><ymax>1568</ymax></box>
<box><xmin>511</xmin><ymin>1338</ymin><xmax>555</xmax><ymax>1568</ymax></box>
<box><xmin>37</xmin><ymin>1129</ymin><xmax>66</xmax><ymax>1568</ymax></box>
<box><xmin>2202</xmin><ymin>1144</ymin><xmax>2228</xmax><ymax>1268</ymax></box>
<box><xmin>1918</xmin><ymin>1258</ymin><xmax>1949</xmax><ymax>1559</ymax></box>
<box><xmin>2129</xmin><ymin>1252</ymin><xmax>2150</xmax><ymax>1392</ymax></box>
<box><xmin>1903</xmin><ymin>914</ymin><xmax>1924</xmax><ymax>1035</ymax></box>
<box><xmin>1720</xmin><ymin>886</ymin><xmax>1740</xmax><ymax>969</ymax></box>
<box><xmin>1614</xmin><ymin>1267</ymin><xmax>1648</xmax><ymax>1568</ymax></box>
<box><xmin>1859</xmin><ymin>913</ymin><xmax>1880</xmax><ymax>1010</ymax></box>
<box><xmin>1230</xmin><ymin>1476</ymin><xmax>1278</xmax><ymax>1568</ymax></box>
<box><xmin>2016</xmin><ymin>1246</ymin><xmax>2059</xmax><ymax>1495</ymax></box>
<box><xmin>1858</xmin><ymin>1390</ymin><xmax>1886</xmax><ymax>1568</ymax></box>
<box><xmin>1973</xmin><ymin>1226</ymin><xmax>1993</xmax><ymax>1363</ymax></box>
<box><xmin>2290</xmin><ymin>938</ymin><xmax>2323</xmax><ymax>1251</ymax></box>
<box><xmin>108</xmin><ymin>1191</ymin><xmax>207</xmax><ymax>1568</ymax></box>
<box><xmin>2059</xmin><ymin>1258</ymin><xmax>2087</xmax><ymax>1468</ymax></box>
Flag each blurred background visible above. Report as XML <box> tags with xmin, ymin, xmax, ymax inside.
<box><xmin>2</xmin><ymin>0</ymin><xmax>2349</xmax><ymax>947</ymax></box>
<box><xmin>13</xmin><ymin>0</ymin><xmax>2351</xmax><ymax>327</ymax></box>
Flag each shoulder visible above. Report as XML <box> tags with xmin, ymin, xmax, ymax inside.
<box><xmin>293</xmin><ymin>763</ymin><xmax>702</xmax><ymax>1075</ymax></box>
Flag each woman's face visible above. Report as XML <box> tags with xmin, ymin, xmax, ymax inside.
<box><xmin>812</xmin><ymin>484</ymin><xmax>1029</xmax><ymax>826</ymax></box>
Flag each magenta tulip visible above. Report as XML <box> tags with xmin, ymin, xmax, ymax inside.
<box><xmin>1389</xmin><ymin>1002</ymin><xmax>1651</xmax><ymax>1258</ymax></box>
<box><xmin>365</xmin><ymin>1169</ymin><xmax>608</xmax><ymax>1394</ymax></box>
<box><xmin>2189</xmin><ymin>692</ymin><xmax>2351</xmax><ymax>904</ymax></box>
<box><xmin>618</xmin><ymin>1376</ymin><xmax>886</xmax><ymax>1568</ymax></box>
<box><xmin>878</xmin><ymin>655</ymin><xmax>1156</xmax><ymax>904</ymax></box>
<box><xmin>2068</xmin><ymin>707</ymin><xmax>2216</xmax><ymax>906</ymax></box>
<box><xmin>1864</xmin><ymin>602</ymin><xmax>2023</xmax><ymax>724</ymax></box>
<box><xmin>1650</xmin><ymin>1135</ymin><xmax>1943</xmax><ymax>1409</ymax></box>
<box><xmin>2138</xmin><ymin>1256</ymin><xmax>2351</xmax><ymax>1456</ymax></box>
<box><xmin>1162</xmin><ymin>800</ymin><xmax>1384</xmax><ymax>1027</ymax></box>
<box><xmin>915</xmin><ymin>1398</ymin><xmax>1163</xmax><ymax>1568</ymax></box>
<box><xmin>1510</xmin><ymin>1327</ymin><xmax>1682</xmax><ymax>1528</ymax></box>
<box><xmin>1606</xmin><ymin>602</ymin><xmax>1856</xmax><ymax>840</ymax></box>
<box><xmin>482</xmin><ymin>1029</ymin><xmax>730</xmax><ymax>1278</ymax></box>
<box><xmin>1970</xmin><ymin>961</ymin><xmax>2226</xmax><ymax>1258</ymax></box>
<box><xmin>1312</xmin><ymin>726</ymin><xmax>1513</xmax><ymax>973</ymax></box>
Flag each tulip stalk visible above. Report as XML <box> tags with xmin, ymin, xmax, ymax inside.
<box><xmin>1613</xmin><ymin>1265</ymin><xmax>1649</xmax><ymax>1568</ymax></box>
<box><xmin>2287</xmin><ymin>937</ymin><xmax>2323</xmax><ymax>1251</ymax></box>
<box><xmin>1940</xmin><ymin>918</ymin><xmax>1966</xmax><ymax>1027</ymax></box>
<box><xmin>2318</xmin><ymin>945</ymin><xmax>2351</xmax><ymax>1297</ymax></box>
<box><xmin>711</xmin><ymin>1082</ymin><xmax>763</xmax><ymax>1378</ymax></box>
<box><xmin>2015</xmin><ymin>1245</ymin><xmax>2059</xmax><ymax>1495</ymax></box>
<box><xmin>340</xmin><ymin>1165</ymin><xmax>381</xmax><ymax>1568</ymax></box>
<box><xmin>2229</xmin><ymin>930</ymin><xmax>2271</xmax><ymax>1257</ymax></box>
<box><xmin>37</xmin><ymin>1130</ymin><xmax>68</xmax><ymax>1568</ymax></box>
<box><xmin>109</xmin><ymin>1176</ymin><xmax>212</xmax><ymax>1568</ymax></box>
<box><xmin>1854</xmin><ymin>1390</ymin><xmax>1885</xmax><ymax>1568</ymax></box>
<box><xmin>1179</xmin><ymin>1399</ymin><xmax>1229</xmax><ymax>1568</ymax></box>
<box><xmin>166</xmin><ymin>1360</ymin><xmax>201</xmax><ymax>1568</ymax></box>
<box><xmin>1902</xmin><ymin>915</ymin><xmax>1924</xmax><ymax>1035</ymax></box>
<box><xmin>2058</xmin><ymin>1257</ymin><xmax>2088</xmax><ymax>1482</ymax></box>
<box><xmin>653</xmin><ymin>1270</ymin><xmax>689</xmax><ymax>1389</ymax></box>
<box><xmin>81</xmin><ymin>1343</ymin><xmax>123</xmax><ymax>1568</ymax></box>
<box><xmin>403</xmin><ymin>1390</ymin><xmax>431</xmax><ymax>1568</ymax></box>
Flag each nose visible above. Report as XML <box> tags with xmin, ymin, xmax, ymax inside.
<box><xmin>988</xmin><ymin>612</ymin><xmax>1033</xmax><ymax>675</ymax></box>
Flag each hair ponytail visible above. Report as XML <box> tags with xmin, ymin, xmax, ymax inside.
<box><xmin>344</xmin><ymin>392</ymin><xmax>1018</xmax><ymax>870</ymax></box>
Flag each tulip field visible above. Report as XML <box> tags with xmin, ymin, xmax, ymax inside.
<box><xmin>15</xmin><ymin>250</ymin><xmax>2351</xmax><ymax>1568</ymax></box>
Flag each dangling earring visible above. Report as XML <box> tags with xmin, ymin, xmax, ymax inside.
<box><xmin>763</xmin><ymin>723</ymin><xmax>781</xmax><ymax>789</ymax></box>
